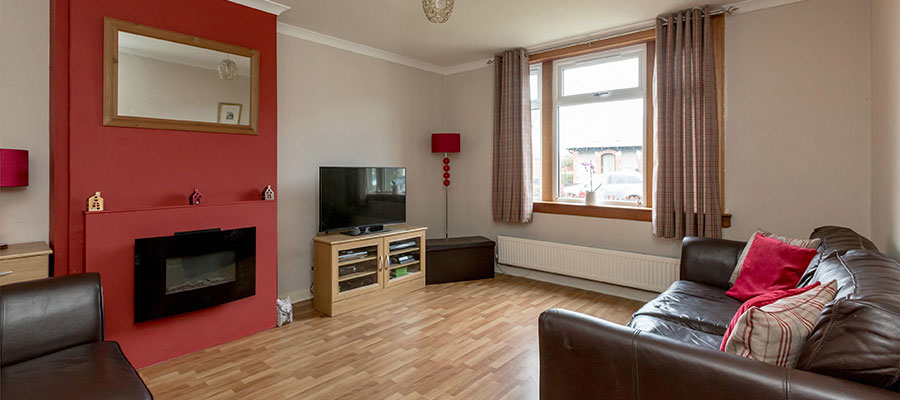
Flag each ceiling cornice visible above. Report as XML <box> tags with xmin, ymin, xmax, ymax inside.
<box><xmin>227</xmin><ymin>0</ymin><xmax>290</xmax><ymax>16</ymax></box>
<box><xmin>443</xmin><ymin>58</ymin><xmax>493</xmax><ymax>76</ymax></box>
<box><xmin>724</xmin><ymin>0</ymin><xmax>806</xmax><ymax>14</ymax></box>
<box><xmin>524</xmin><ymin>0</ymin><xmax>807</xmax><ymax>55</ymax></box>
<box><xmin>276</xmin><ymin>0</ymin><xmax>808</xmax><ymax>76</ymax></box>
<box><xmin>277</xmin><ymin>22</ymin><xmax>448</xmax><ymax>75</ymax></box>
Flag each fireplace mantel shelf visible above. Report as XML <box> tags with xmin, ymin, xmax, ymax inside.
<box><xmin>83</xmin><ymin>200</ymin><xmax>273</xmax><ymax>216</ymax></box>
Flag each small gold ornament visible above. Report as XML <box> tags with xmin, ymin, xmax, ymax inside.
<box><xmin>87</xmin><ymin>192</ymin><xmax>104</xmax><ymax>212</ymax></box>
<box><xmin>262</xmin><ymin>185</ymin><xmax>275</xmax><ymax>201</ymax></box>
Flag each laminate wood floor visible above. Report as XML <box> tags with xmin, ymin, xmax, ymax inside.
<box><xmin>139</xmin><ymin>274</ymin><xmax>644</xmax><ymax>400</ymax></box>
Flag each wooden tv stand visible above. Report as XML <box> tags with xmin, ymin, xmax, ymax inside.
<box><xmin>313</xmin><ymin>225</ymin><xmax>427</xmax><ymax>316</ymax></box>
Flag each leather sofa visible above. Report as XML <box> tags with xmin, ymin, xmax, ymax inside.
<box><xmin>1</xmin><ymin>273</ymin><xmax>153</xmax><ymax>400</ymax></box>
<box><xmin>539</xmin><ymin>226</ymin><xmax>899</xmax><ymax>399</ymax></box>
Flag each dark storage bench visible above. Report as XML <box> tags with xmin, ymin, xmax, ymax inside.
<box><xmin>425</xmin><ymin>236</ymin><xmax>495</xmax><ymax>284</ymax></box>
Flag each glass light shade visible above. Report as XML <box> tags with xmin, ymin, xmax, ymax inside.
<box><xmin>218</xmin><ymin>59</ymin><xmax>239</xmax><ymax>80</ymax></box>
<box><xmin>422</xmin><ymin>0</ymin><xmax>454</xmax><ymax>23</ymax></box>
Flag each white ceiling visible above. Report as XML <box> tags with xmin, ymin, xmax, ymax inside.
<box><xmin>276</xmin><ymin>0</ymin><xmax>732</xmax><ymax>68</ymax></box>
<box><xmin>119</xmin><ymin>32</ymin><xmax>252</xmax><ymax>76</ymax></box>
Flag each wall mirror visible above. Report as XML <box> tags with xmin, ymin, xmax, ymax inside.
<box><xmin>103</xmin><ymin>18</ymin><xmax>259</xmax><ymax>135</ymax></box>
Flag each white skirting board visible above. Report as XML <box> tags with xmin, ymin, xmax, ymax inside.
<box><xmin>497</xmin><ymin>235</ymin><xmax>679</xmax><ymax>295</ymax></box>
<box><xmin>280</xmin><ymin>289</ymin><xmax>313</xmax><ymax>304</ymax></box>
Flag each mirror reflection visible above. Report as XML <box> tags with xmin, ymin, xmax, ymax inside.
<box><xmin>117</xmin><ymin>31</ymin><xmax>252</xmax><ymax>126</ymax></box>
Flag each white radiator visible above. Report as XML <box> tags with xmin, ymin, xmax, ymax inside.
<box><xmin>497</xmin><ymin>236</ymin><xmax>679</xmax><ymax>293</ymax></box>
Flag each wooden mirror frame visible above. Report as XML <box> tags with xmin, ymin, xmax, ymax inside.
<box><xmin>103</xmin><ymin>17</ymin><xmax>260</xmax><ymax>135</ymax></box>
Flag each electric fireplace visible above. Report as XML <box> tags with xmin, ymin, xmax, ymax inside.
<box><xmin>134</xmin><ymin>227</ymin><xmax>255</xmax><ymax>322</ymax></box>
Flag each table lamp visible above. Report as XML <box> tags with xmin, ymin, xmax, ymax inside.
<box><xmin>0</xmin><ymin>148</ymin><xmax>28</xmax><ymax>249</ymax></box>
<box><xmin>0</xmin><ymin>149</ymin><xmax>28</xmax><ymax>187</ymax></box>
<box><xmin>431</xmin><ymin>133</ymin><xmax>460</xmax><ymax>239</ymax></box>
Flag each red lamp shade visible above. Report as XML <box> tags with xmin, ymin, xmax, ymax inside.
<box><xmin>0</xmin><ymin>149</ymin><xmax>28</xmax><ymax>187</ymax></box>
<box><xmin>431</xmin><ymin>133</ymin><xmax>460</xmax><ymax>153</ymax></box>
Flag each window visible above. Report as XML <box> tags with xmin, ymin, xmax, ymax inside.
<box><xmin>527</xmin><ymin>20</ymin><xmax>727</xmax><ymax>225</ymax></box>
<box><xmin>553</xmin><ymin>44</ymin><xmax>647</xmax><ymax>205</ymax></box>
<box><xmin>529</xmin><ymin>31</ymin><xmax>657</xmax><ymax>220</ymax></box>
<box><xmin>530</xmin><ymin>64</ymin><xmax>542</xmax><ymax>200</ymax></box>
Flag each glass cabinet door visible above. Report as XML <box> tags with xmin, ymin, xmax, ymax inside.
<box><xmin>384</xmin><ymin>232</ymin><xmax>425</xmax><ymax>287</ymax></box>
<box><xmin>333</xmin><ymin>238</ymin><xmax>384</xmax><ymax>300</ymax></box>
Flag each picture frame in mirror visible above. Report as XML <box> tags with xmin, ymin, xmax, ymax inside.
<box><xmin>217</xmin><ymin>102</ymin><xmax>243</xmax><ymax>125</ymax></box>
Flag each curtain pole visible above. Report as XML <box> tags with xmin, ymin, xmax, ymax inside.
<box><xmin>527</xmin><ymin>6</ymin><xmax>735</xmax><ymax>57</ymax></box>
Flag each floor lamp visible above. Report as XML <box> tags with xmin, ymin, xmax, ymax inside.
<box><xmin>431</xmin><ymin>133</ymin><xmax>460</xmax><ymax>239</ymax></box>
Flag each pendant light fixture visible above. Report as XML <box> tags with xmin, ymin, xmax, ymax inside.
<box><xmin>422</xmin><ymin>0</ymin><xmax>454</xmax><ymax>23</ymax></box>
<box><xmin>218</xmin><ymin>56</ymin><xmax>238</xmax><ymax>80</ymax></box>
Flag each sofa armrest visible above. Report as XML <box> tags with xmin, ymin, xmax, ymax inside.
<box><xmin>538</xmin><ymin>308</ymin><xmax>895</xmax><ymax>400</ymax></box>
<box><xmin>679</xmin><ymin>237</ymin><xmax>746</xmax><ymax>289</ymax></box>
<box><xmin>1</xmin><ymin>273</ymin><xmax>104</xmax><ymax>366</ymax></box>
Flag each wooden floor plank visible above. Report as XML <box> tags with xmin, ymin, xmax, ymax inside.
<box><xmin>140</xmin><ymin>274</ymin><xmax>643</xmax><ymax>399</ymax></box>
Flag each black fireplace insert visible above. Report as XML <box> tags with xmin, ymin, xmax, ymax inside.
<box><xmin>134</xmin><ymin>227</ymin><xmax>255</xmax><ymax>323</ymax></box>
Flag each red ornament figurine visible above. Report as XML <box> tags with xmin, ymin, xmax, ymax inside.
<box><xmin>189</xmin><ymin>189</ymin><xmax>203</xmax><ymax>205</ymax></box>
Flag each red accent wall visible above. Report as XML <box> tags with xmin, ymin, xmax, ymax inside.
<box><xmin>50</xmin><ymin>0</ymin><xmax>278</xmax><ymax>367</ymax></box>
<box><xmin>84</xmin><ymin>202</ymin><xmax>276</xmax><ymax>368</ymax></box>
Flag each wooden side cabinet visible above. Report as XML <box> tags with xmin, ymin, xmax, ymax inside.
<box><xmin>0</xmin><ymin>242</ymin><xmax>52</xmax><ymax>285</ymax></box>
<box><xmin>313</xmin><ymin>225</ymin><xmax>426</xmax><ymax>316</ymax></box>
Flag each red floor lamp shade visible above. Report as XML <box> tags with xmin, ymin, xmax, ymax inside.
<box><xmin>0</xmin><ymin>149</ymin><xmax>28</xmax><ymax>187</ymax></box>
<box><xmin>431</xmin><ymin>133</ymin><xmax>460</xmax><ymax>186</ymax></box>
<box><xmin>431</xmin><ymin>133</ymin><xmax>460</xmax><ymax>239</ymax></box>
<box><xmin>431</xmin><ymin>133</ymin><xmax>460</xmax><ymax>154</ymax></box>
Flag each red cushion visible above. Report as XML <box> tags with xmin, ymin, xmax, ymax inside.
<box><xmin>724</xmin><ymin>233</ymin><xmax>818</xmax><ymax>301</ymax></box>
<box><xmin>719</xmin><ymin>281</ymin><xmax>821</xmax><ymax>351</ymax></box>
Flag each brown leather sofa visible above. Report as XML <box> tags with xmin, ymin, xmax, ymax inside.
<box><xmin>1</xmin><ymin>273</ymin><xmax>153</xmax><ymax>400</ymax></box>
<box><xmin>539</xmin><ymin>226</ymin><xmax>899</xmax><ymax>399</ymax></box>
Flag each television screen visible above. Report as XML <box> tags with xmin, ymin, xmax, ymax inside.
<box><xmin>319</xmin><ymin>167</ymin><xmax>406</xmax><ymax>232</ymax></box>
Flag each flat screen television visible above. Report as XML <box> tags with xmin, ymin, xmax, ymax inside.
<box><xmin>319</xmin><ymin>167</ymin><xmax>406</xmax><ymax>233</ymax></box>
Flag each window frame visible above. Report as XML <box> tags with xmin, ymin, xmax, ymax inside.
<box><xmin>551</xmin><ymin>44</ymin><xmax>648</xmax><ymax>206</ymax></box>
<box><xmin>529</xmin><ymin>64</ymin><xmax>542</xmax><ymax>110</ymax></box>
<box><xmin>529</xmin><ymin>64</ymin><xmax>542</xmax><ymax>200</ymax></box>
<box><xmin>528</xmin><ymin>22</ymin><xmax>729</xmax><ymax>227</ymax></box>
<box><xmin>555</xmin><ymin>46</ymin><xmax>646</xmax><ymax>105</ymax></box>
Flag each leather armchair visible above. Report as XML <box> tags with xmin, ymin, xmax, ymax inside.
<box><xmin>1</xmin><ymin>273</ymin><xmax>153</xmax><ymax>400</ymax></box>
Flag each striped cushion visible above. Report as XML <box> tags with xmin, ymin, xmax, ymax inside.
<box><xmin>728</xmin><ymin>230</ymin><xmax>822</xmax><ymax>286</ymax></box>
<box><xmin>723</xmin><ymin>280</ymin><xmax>838</xmax><ymax>367</ymax></box>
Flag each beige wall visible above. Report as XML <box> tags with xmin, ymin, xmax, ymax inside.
<box><xmin>725</xmin><ymin>0</ymin><xmax>872</xmax><ymax>240</ymax></box>
<box><xmin>276</xmin><ymin>34</ymin><xmax>446</xmax><ymax>300</ymax></box>
<box><xmin>0</xmin><ymin>0</ymin><xmax>50</xmax><ymax>244</ymax></box>
<box><xmin>118</xmin><ymin>53</ymin><xmax>251</xmax><ymax>125</ymax></box>
<box><xmin>444</xmin><ymin>0</ymin><xmax>874</xmax><ymax>265</ymax></box>
<box><xmin>870</xmin><ymin>0</ymin><xmax>900</xmax><ymax>259</ymax></box>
